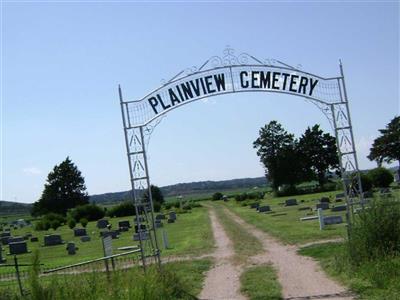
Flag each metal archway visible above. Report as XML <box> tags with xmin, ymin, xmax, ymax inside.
<box><xmin>118</xmin><ymin>47</ymin><xmax>364</xmax><ymax>269</ymax></box>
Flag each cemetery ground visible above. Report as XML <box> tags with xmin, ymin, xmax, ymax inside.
<box><xmin>1</xmin><ymin>188</ymin><xmax>400</xmax><ymax>299</ymax></box>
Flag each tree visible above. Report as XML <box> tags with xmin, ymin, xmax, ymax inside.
<box><xmin>32</xmin><ymin>157</ymin><xmax>89</xmax><ymax>216</ymax></box>
<box><xmin>143</xmin><ymin>185</ymin><xmax>164</xmax><ymax>204</ymax></box>
<box><xmin>253</xmin><ymin>121</ymin><xmax>297</xmax><ymax>190</ymax></box>
<box><xmin>368</xmin><ymin>116</ymin><xmax>400</xmax><ymax>179</ymax></box>
<box><xmin>297</xmin><ymin>125</ymin><xmax>339</xmax><ymax>186</ymax></box>
<box><xmin>212</xmin><ymin>192</ymin><xmax>223</xmax><ymax>201</ymax></box>
<box><xmin>368</xmin><ymin>167</ymin><xmax>394</xmax><ymax>188</ymax></box>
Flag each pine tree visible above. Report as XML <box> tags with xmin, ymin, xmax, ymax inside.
<box><xmin>32</xmin><ymin>157</ymin><xmax>89</xmax><ymax>216</ymax></box>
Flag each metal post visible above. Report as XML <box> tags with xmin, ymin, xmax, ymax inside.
<box><xmin>118</xmin><ymin>85</ymin><xmax>147</xmax><ymax>270</ymax></box>
<box><xmin>139</xmin><ymin>126</ymin><xmax>161</xmax><ymax>267</ymax></box>
<box><xmin>14</xmin><ymin>255</ymin><xmax>23</xmax><ymax>296</ymax></box>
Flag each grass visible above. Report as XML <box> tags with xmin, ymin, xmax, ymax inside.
<box><xmin>0</xmin><ymin>258</ymin><xmax>213</xmax><ymax>299</ymax></box>
<box><xmin>0</xmin><ymin>206</ymin><xmax>213</xmax><ymax>275</ymax></box>
<box><xmin>240</xmin><ymin>264</ymin><xmax>282</xmax><ymax>300</ymax></box>
<box><xmin>212</xmin><ymin>202</ymin><xmax>263</xmax><ymax>264</ymax></box>
<box><xmin>299</xmin><ymin>242</ymin><xmax>400</xmax><ymax>299</ymax></box>
<box><xmin>223</xmin><ymin>190</ymin><xmax>348</xmax><ymax>244</ymax></box>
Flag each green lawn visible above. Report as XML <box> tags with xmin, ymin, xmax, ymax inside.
<box><xmin>0</xmin><ymin>259</ymin><xmax>212</xmax><ymax>299</ymax></box>
<box><xmin>299</xmin><ymin>242</ymin><xmax>400</xmax><ymax>299</ymax></box>
<box><xmin>240</xmin><ymin>264</ymin><xmax>282</xmax><ymax>300</ymax></box>
<box><xmin>223</xmin><ymin>190</ymin><xmax>348</xmax><ymax>244</ymax></box>
<box><xmin>0</xmin><ymin>206</ymin><xmax>213</xmax><ymax>275</ymax></box>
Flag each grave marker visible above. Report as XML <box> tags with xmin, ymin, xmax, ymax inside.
<box><xmin>97</xmin><ymin>219</ymin><xmax>109</xmax><ymax>229</ymax></box>
<box><xmin>331</xmin><ymin>205</ymin><xmax>347</xmax><ymax>212</ymax></box>
<box><xmin>316</xmin><ymin>203</ymin><xmax>329</xmax><ymax>210</ymax></box>
<box><xmin>44</xmin><ymin>234</ymin><xmax>63</xmax><ymax>246</ymax></box>
<box><xmin>73</xmin><ymin>228</ymin><xmax>87</xmax><ymax>237</ymax></box>
<box><xmin>285</xmin><ymin>199</ymin><xmax>298</xmax><ymax>206</ymax></box>
<box><xmin>81</xmin><ymin>236</ymin><xmax>91</xmax><ymax>242</ymax></box>
<box><xmin>9</xmin><ymin>242</ymin><xmax>28</xmax><ymax>255</ymax></box>
<box><xmin>324</xmin><ymin>216</ymin><xmax>343</xmax><ymax>225</ymax></box>
<box><xmin>258</xmin><ymin>206</ymin><xmax>271</xmax><ymax>213</ymax></box>
<box><xmin>66</xmin><ymin>242</ymin><xmax>77</xmax><ymax>255</ymax></box>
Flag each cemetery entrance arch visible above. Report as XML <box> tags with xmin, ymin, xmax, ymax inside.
<box><xmin>118</xmin><ymin>47</ymin><xmax>364</xmax><ymax>268</ymax></box>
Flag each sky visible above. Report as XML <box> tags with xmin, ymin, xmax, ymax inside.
<box><xmin>1</xmin><ymin>1</ymin><xmax>399</xmax><ymax>204</ymax></box>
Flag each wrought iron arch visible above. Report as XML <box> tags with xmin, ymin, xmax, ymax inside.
<box><xmin>118</xmin><ymin>47</ymin><xmax>364</xmax><ymax>269</ymax></box>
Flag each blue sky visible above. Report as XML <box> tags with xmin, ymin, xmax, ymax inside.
<box><xmin>1</xmin><ymin>1</ymin><xmax>399</xmax><ymax>203</ymax></box>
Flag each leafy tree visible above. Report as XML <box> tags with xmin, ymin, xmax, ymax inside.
<box><xmin>297</xmin><ymin>125</ymin><xmax>339</xmax><ymax>186</ymax></box>
<box><xmin>67</xmin><ymin>218</ymin><xmax>76</xmax><ymax>229</ymax></box>
<box><xmin>368</xmin><ymin>116</ymin><xmax>400</xmax><ymax>179</ymax></box>
<box><xmin>212</xmin><ymin>192</ymin><xmax>223</xmax><ymax>201</ymax></box>
<box><xmin>32</xmin><ymin>157</ymin><xmax>89</xmax><ymax>216</ymax></box>
<box><xmin>80</xmin><ymin>218</ymin><xmax>88</xmax><ymax>228</ymax></box>
<box><xmin>368</xmin><ymin>167</ymin><xmax>394</xmax><ymax>188</ymax></box>
<box><xmin>69</xmin><ymin>204</ymin><xmax>105</xmax><ymax>222</ymax></box>
<box><xmin>107</xmin><ymin>202</ymin><xmax>135</xmax><ymax>217</ymax></box>
<box><xmin>253</xmin><ymin>121</ymin><xmax>297</xmax><ymax>190</ymax></box>
<box><xmin>143</xmin><ymin>185</ymin><xmax>164</xmax><ymax>204</ymax></box>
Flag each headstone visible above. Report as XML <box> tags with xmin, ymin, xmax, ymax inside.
<box><xmin>316</xmin><ymin>203</ymin><xmax>329</xmax><ymax>210</ymax></box>
<box><xmin>8</xmin><ymin>237</ymin><xmax>24</xmax><ymax>243</ymax></box>
<box><xmin>258</xmin><ymin>206</ymin><xmax>271</xmax><ymax>213</ymax></box>
<box><xmin>162</xmin><ymin>230</ymin><xmax>169</xmax><ymax>249</ymax></box>
<box><xmin>134</xmin><ymin>224</ymin><xmax>146</xmax><ymax>233</ymax></box>
<box><xmin>73</xmin><ymin>228</ymin><xmax>87</xmax><ymax>237</ymax></box>
<box><xmin>285</xmin><ymin>199</ymin><xmax>298</xmax><ymax>206</ymax></box>
<box><xmin>318</xmin><ymin>208</ymin><xmax>324</xmax><ymax>230</ymax></box>
<box><xmin>44</xmin><ymin>234</ymin><xmax>63</xmax><ymax>246</ymax></box>
<box><xmin>66</xmin><ymin>242</ymin><xmax>77</xmax><ymax>255</ymax></box>
<box><xmin>9</xmin><ymin>242</ymin><xmax>28</xmax><ymax>255</ymax></box>
<box><xmin>169</xmin><ymin>211</ymin><xmax>177</xmax><ymax>221</ymax></box>
<box><xmin>81</xmin><ymin>236</ymin><xmax>91</xmax><ymax>242</ymax></box>
<box><xmin>320</xmin><ymin>197</ymin><xmax>330</xmax><ymax>203</ymax></box>
<box><xmin>97</xmin><ymin>219</ymin><xmax>109</xmax><ymax>229</ymax></box>
<box><xmin>323</xmin><ymin>215</ymin><xmax>343</xmax><ymax>225</ymax></box>
<box><xmin>30</xmin><ymin>237</ymin><xmax>38</xmax><ymax>242</ymax></box>
<box><xmin>250</xmin><ymin>203</ymin><xmax>260</xmax><ymax>209</ymax></box>
<box><xmin>118</xmin><ymin>220</ymin><xmax>131</xmax><ymax>229</ymax></box>
<box><xmin>0</xmin><ymin>232</ymin><xmax>11</xmax><ymax>238</ymax></box>
<box><xmin>167</xmin><ymin>218</ymin><xmax>175</xmax><ymax>223</ymax></box>
<box><xmin>298</xmin><ymin>207</ymin><xmax>311</xmax><ymax>211</ymax></box>
<box><xmin>0</xmin><ymin>237</ymin><xmax>10</xmax><ymax>245</ymax></box>
<box><xmin>155</xmin><ymin>214</ymin><xmax>165</xmax><ymax>220</ymax></box>
<box><xmin>4</xmin><ymin>228</ymin><xmax>10</xmax><ymax>232</ymax></box>
<box><xmin>331</xmin><ymin>205</ymin><xmax>347</xmax><ymax>212</ymax></box>
<box><xmin>100</xmin><ymin>230</ymin><xmax>119</xmax><ymax>239</ymax></box>
<box><xmin>102</xmin><ymin>236</ymin><xmax>113</xmax><ymax>257</ymax></box>
<box><xmin>133</xmin><ymin>231</ymin><xmax>149</xmax><ymax>241</ymax></box>
<box><xmin>335</xmin><ymin>198</ymin><xmax>343</xmax><ymax>203</ymax></box>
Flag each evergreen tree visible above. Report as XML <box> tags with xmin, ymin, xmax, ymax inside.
<box><xmin>32</xmin><ymin>157</ymin><xmax>89</xmax><ymax>216</ymax></box>
<box><xmin>143</xmin><ymin>185</ymin><xmax>165</xmax><ymax>205</ymax></box>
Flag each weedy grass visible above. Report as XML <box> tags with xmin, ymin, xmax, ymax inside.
<box><xmin>240</xmin><ymin>264</ymin><xmax>282</xmax><ymax>300</ymax></box>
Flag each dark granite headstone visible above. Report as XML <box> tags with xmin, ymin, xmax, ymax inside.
<box><xmin>285</xmin><ymin>199</ymin><xmax>298</xmax><ymax>206</ymax></box>
<box><xmin>167</xmin><ymin>219</ymin><xmax>175</xmax><ymax>223</ymax></box>
<box><xmin>1</xmin><ymin>237</ymin><xmax>10</xmax><ymax>245</ymax></box>
<box><xmin>8</xmin><ymin>237</ymin><xmax>24</xmax><ymax>243</ymax></box>
<box><xmin>155</xmin><ymin>214</ymin><xmax>165</xmax><ymax>220</ymax></box>
<box><xmin>118</xmin><ymin>221</ymin><xmax>131</xmax><ymax>229</ymax></box>
<box><xmin>169</xmin><ymin>212</ymin><xmax>177</xmax><ymax>221</ymax></box>
<box><xmin>81</xmin><ymin>236</ymin><xmax>91</xmax><ymax>242</ymax></box>
<box><xmin>66</xmin><ymin>242</ymin><xmax>77</xmax><ymax>255</ymax></box>
<box><xmin>134</xmin><ymin>224</ymin><xmax>146</xmax><ymax>233</ymax></box>
<box><xmin>100</xmin><ymin>230</ymin><xmax>119</xmax><ymax>239</ymax></box>
<box><xmin>331</xmin><ymin>205</ymin><xmax>347</xmax><ymax>212</ymax></box>
<box><xmin>97</xmin><ymin>219</ymin><xmax>109</xmax><ymax>229</ymax></box>
<box><xmin>44</xmin><ymin>234</ymin><xmax>63</xmax><ymax>246</ymax></box>
<box><xmin>316</xmin><ymin>203</ymin><xmax>330</xmax><ymax>210</ymax></box>
<box><xmin>258</xmin><ymin>206</ymin><xmax>271</xmax><ymax>213</ymax></box>
<box><xmin>320</xmin><ymin>197</ymin><xmax>330</xmax><ymax>203</ymax></box>
<box><xmin>9</xmin><ymin>242</ymin><xmax>28</xmax><ymax>255</ymax></box>
<box><xmin>73</xmin><ymin>228</ymin><xmax>87</xmax><ymax>237</ymax></box>
<box><xmin>324</xmin><ymin>216</ymin><xmax>343</xmax><ymax>225</ymax></box>
<box><xmin>30</xmin><ymin>237</ymin><xmax>38</xmax><ymax>242</ymax></box>
<box><xmin>119</xmin><ymin>227</ymin><xmax>129</xmax><ymax>232</ymax></box>
<box><xmin>0</xmin><ymin>232</ymin><xmax>11</xmax><ymax>238</ymax></box>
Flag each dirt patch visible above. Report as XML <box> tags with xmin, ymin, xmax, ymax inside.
<box><xmin>223</xmin><ymin>207</ymin><xmax>354</xmax><ymax>300</ymax></box>
<box><xmin>199</xmin><ymin>208</ymin><xmax>246</xmax><ymax>300</ymax></box>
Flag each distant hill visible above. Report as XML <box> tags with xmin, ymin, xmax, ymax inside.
<box><xmin>90</xmin><ymin>176</ymin><xmax>268</xmax><ymax>204</ymax></box>
<box><xmin>0</xmin><ymin>201</ymin><xmax>32</xmax><ymax>216</ymax></box>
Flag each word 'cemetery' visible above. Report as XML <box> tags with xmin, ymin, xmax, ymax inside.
<box><xmin>147</xmin><ymin>69</ymin><xmax>319</xmax><ymax>114</ymax></box>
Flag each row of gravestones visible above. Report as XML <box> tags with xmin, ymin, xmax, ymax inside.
<box><xmin>248</xmin><ymin>194</ymin><xmax>345</xmax><ymax>225</ymax></box>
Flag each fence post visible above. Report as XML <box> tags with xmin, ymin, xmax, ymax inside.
<box><xmin>14</xmin><ymin>255</ymin><xmax>24</xmax><ymax>296</ymax></box>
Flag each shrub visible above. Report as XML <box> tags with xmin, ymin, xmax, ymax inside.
<box><xmin>50</xmin><ymin>220</ymin><xmax>61</xmax><ymax>230</ymax></box>
<box><xmin>212</xmin><ymin>192</ymin><xmax>223</xmax><ymax>201</ymax></box>
<box><xmin>67</xmin><ymin>218</ymin><xmax>76</xmax><ymax>229</ymax></box>
<box><xmin>348</xmin><ymin>198</ymin><xmax>400</xmax><ymax>264</ymax></box>
<box><xmin>80</xmin><ymin>218</ymin><xmax>88</xmax><ymax>228</ymax></box>
<box><xmin>107</xmin><ymin>202</ymin><xmax>135</xmax><ymax>217</ymax></box>
<box><xmin>182</xmin><ymin>204</ymin><xmax>192</xmax><ymax>210</ymax></box>
<box><xmin>153</xmin><ymin>201</ymin><xmax>161</xmax><ymax>213</ymax></box>
<box><xmin>35</xmin><ymin>213</ymin><xmax>65</xmax><ymax>231</ymax></box>
<box><xmin>368</xmin><ymin>167</ymin><xmax>394</xmax><ymax>188</ymax></box>
<box><xmin>70</xmin><ymin>204</ymin><xmax>105</xmax><ymax>222</ymax></box>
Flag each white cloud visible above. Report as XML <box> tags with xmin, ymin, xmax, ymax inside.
<box><xmin>22</xmin><ymin>167</ymin><xmax>42</xmax><ymax>176</ymax></box>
